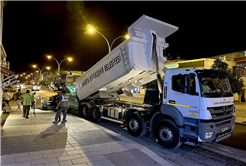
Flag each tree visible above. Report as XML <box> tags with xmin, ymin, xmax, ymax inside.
<box><xmin>211</xmin><ymin>59</ymin><xmax>244</xmax><ymax>94</ymax></box>
<box><xmin>37</xmin><ymin>71</ymin><xmax>58</xmax><ymax>87</ymax></box>
<box><xmin>45</xmin><ymin>71</ymin><xmax>58</xmax><ymax>85</ymax></box>
<box><xmin>211</xmin><ymin>59</ymin><xmax>229</xmax><ymax>72</ymax></box>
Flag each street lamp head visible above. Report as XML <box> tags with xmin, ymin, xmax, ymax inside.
<box><xmin>47</xmin><ymin>55</ymin><xmax>52</xmax><ymax>59</ymax></box>
<box><xmin>87</xmin><ymin>24</ymin><xmax>96</xmax><ymax>33</ymax></box>
<box><xmin>125</xmin><ymin>35</ymin><xmax>130</xmax><ymax>39</ymax></box>
<box><xmin>46</xmin><ymin>66</ymin><xmax>50</xmax><ymax>70</ymax></box>
<box><xmin>68</xmin><ymin>57</ymin><xmax>73</xmax><ymax>62</ymax></box>
<box><xmin>36</xmin><ymin>71</ymin><xmax>39</xmax><ymax>73</ymax></box>
<box><xmin>33</xmin><ymin>65</ymin><xmax>36</xmax><ymax>68</ymax></box>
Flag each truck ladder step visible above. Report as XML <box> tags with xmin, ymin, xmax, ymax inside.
<box><xmin>120</xmin><ymin>45</ymin><xmax>131</xmax><ymax>72</ymax></box>
<box><xmin>183</xmin><ymin>132</ymin><xmax>198</xmax><ymax>138</ymax></box>
<box><xmin>183</xmin><ymin>122</ymin><xmax>198</xmax><ymax>127</ymax></box>
<box><xmin>184</xmin><ymin>141</ymin><xmax>198</xmax><ymax>146</ymax></box>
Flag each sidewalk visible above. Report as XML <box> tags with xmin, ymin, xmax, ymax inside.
<box><xmin>1</xmin><ymin>104</ymin><xmax>176</xmax><ymax>166</ymax></box>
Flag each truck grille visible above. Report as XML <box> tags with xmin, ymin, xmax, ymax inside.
<box><xmin>207</xmin><ymin>105</ymin><xmax>233</xmax><ymax>121</ymax></box>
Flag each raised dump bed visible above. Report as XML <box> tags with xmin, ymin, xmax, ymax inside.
<box><xmin>76</xmin><ymin>15</ymin><xmax>178</xmax><ymax>101</ymax></box>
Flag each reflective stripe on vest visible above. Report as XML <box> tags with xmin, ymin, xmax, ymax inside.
<box><xmin>61</xmin><ymin>95</ymin><xmax>69</xmax><ymax>101</ymax></box>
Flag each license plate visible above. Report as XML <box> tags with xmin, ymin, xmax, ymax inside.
<box><xmin>221</xmin><ymin>127</ymin><xmax>228</xmax><ymax>132</ymax></box>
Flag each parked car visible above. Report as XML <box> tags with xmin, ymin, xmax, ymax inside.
<box><xmin>32</xmin><ymin>82</ymin><xmax>40</xmax><ymax>91</ymax></box>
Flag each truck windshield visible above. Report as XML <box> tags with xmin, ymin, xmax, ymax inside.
<box><xmin>196</xmin><ymin>70</ymin><xmax>233</xmax><ymax>98</ymax></box>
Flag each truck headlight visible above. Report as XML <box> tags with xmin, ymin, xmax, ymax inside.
<box><xmin>233</xmin><ymin>106</ymin><xmax>236</xmax><ymax>115</ymax></box>
<box><xmin>205</xmin><ymin>132</ymin><xmax>213</xmax><ymax>139</ymax></box>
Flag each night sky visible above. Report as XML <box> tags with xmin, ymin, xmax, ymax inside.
<box><xmin>3</xmin><ymin>1</ymin><xmax>246</xmax><ymax>74</ymax></box>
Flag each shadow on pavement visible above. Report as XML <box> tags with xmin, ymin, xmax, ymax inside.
<box><xmin>33</xmin><ymin>123</ymin><xmax>68</xmax><ymax>151</ymax></box>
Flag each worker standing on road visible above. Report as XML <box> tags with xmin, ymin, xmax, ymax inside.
<box><xmin>15</xmin><ymin>89</ymin><xmax>23</xmax><ymax>112</ymax></box>
<box><xmin>31</xmin><ymin>92</ymin><xmax>36</xmax><ymax>116</ymax></box>
<box><xmin>53</xmin><ymin>90</ymin><xmax>69</xmax><ymax>124</ymax></box>
<box><xmin>20</xmin><ymin>90</ymin><xmax>34</xmax><ymax>119</ymax></box>
<box><xmin>56</xmin><ymin>92</ymin><xmax>62</xmax><ymax>122</ymax></box>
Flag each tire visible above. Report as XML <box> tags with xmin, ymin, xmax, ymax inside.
<box><xmin>126</xmin><ymin>113</ymin><xmax>146</xmax><ymax>137</ymax></box>
<box><xmin>79</xmin><ymin>103</ymin><xmax>91</xmax><ymax>119</ymax></box>
<box><xmin>90</xmin><ymin>106</ymin><xmax>102</xmax><ymax>123</ymax></box>
<box><xmin>68</xmin><ymin>108</ymin><xmax>75</xmax><ymax>114</ymax></box>
<box><xmin>154</xmin><ymin>119</ymin><xmax>182</xmax><ymax>149</ymax></box>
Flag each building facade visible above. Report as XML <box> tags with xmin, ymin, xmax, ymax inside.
<box><xmin>0</xmin><ymin>0</ymin><xmax>6</xmax><ymax>69</ymax></box>
<box><xmin>164</xmin><ymin>51</ymin><xmax>246</xmax><ymax>102</ymax></box>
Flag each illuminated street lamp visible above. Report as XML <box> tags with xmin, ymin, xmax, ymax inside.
<box><xmin>47</xmin><ymin>55</ymin><xmax>73</xmax><ymax>72</ymax></box>
<box><xmin>110</xmin><ymin>34</ymin><xmax>130</xmax><ymax>50</ymax></box>
<box><xmin>33</xmin><ymin>65</ymin><xmax>50</xmax><ymax>80</ymax></box>
<box><xmin>87</xmin><ymin>24</ymin><xmax>111</xmax><ymax>53</ymax></box>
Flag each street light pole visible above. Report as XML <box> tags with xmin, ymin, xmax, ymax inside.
<box><xmin>32</xmin><ymin>65</ymin><xmax>50</xmax><ymax>81</ymax></box>
<box><xmin>88</xmin><ymin>25</ymin><xmax>111</xmax><ymax>53</ymax></box>
<box><xmin>36</xmin><ymin>67</ymin><xmax>46</xmax><ymax>80</ymax></box>
<box><xmin>47</xmin><ymin>56</ymin><xmax>72</xmax><ymax>72</ymax></box>
<box><xmin>94</xmin><ymin>30</ymin><xmax>111</xmax><ymax>53</ymax></box>
<box><xmin>110</xmin><ymin>35</ymin><xmax>129</xmax><ymax>50</ymax></box>
<box><xmin>58</xmin><ymin>59</ymin><xmax>69</xmax><ymax>72</ymax></box>
<box><xmin>50</xmin><ymin>57</ymin><xmax>60</xmax><ymax>72</ymax></box>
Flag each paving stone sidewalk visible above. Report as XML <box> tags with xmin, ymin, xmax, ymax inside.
<box><xmin>1</xmin><ymin>106</ymin><xmax>175</xmax><ymax>166</ymax></box>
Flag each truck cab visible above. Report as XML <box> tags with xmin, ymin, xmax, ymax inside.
<box><xmin>156</xmin><ymin>68</ymin><xmax>235</xmax><ymax>147</ymax></box>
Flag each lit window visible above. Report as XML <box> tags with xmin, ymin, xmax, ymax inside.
<box><xmin>244</xmin><ymin>51</ymin><xmax>246</xmax><ymax>56</ymax></box>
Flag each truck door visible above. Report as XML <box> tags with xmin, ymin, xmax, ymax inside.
<box><xmin>167</xmin><ymin>73</ymin><xmax>200</xmax><ymax>119</ymax></box>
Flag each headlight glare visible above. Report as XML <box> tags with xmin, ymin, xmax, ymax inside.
<box><xmin>205</xmin><ymin>132</ymin><xmax>213</xmax><ymax>139</ymax></box>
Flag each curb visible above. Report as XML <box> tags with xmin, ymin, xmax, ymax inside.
<box><xmin>235</xmin><ymin>122</ymin><xmax>246</xmax><ymax>126</ymax></box>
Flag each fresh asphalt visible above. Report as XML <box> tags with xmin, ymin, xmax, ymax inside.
<box><xmin>219</xmin><ymin>123</ymin><xmax>246</xmax><ymax>150</ymax></box>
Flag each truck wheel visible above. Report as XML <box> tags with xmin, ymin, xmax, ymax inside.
<box><xmin>126</xmin><ymin>113</ymin><xmax>146</xmax><ymax>137</ymax></box>
<box><xmin>80</xmin><ymin>103</ymin><xmax>91</xmax><ymax>119</ymax></box>
<box><xmin>90</xmin><ymin>106</ymin><xmax>102</xmax><ymax>123</ymax></box>
<box><xmin>154</xmin><ymin>119</ymin><xmax>181</xmax><ymax>149</ymax></box>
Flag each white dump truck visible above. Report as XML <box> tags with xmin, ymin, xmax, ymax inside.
<box><xmin>49</xmin><ymin>15</ymin><xmax>236</xmax><ymax>149</ymax></box>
